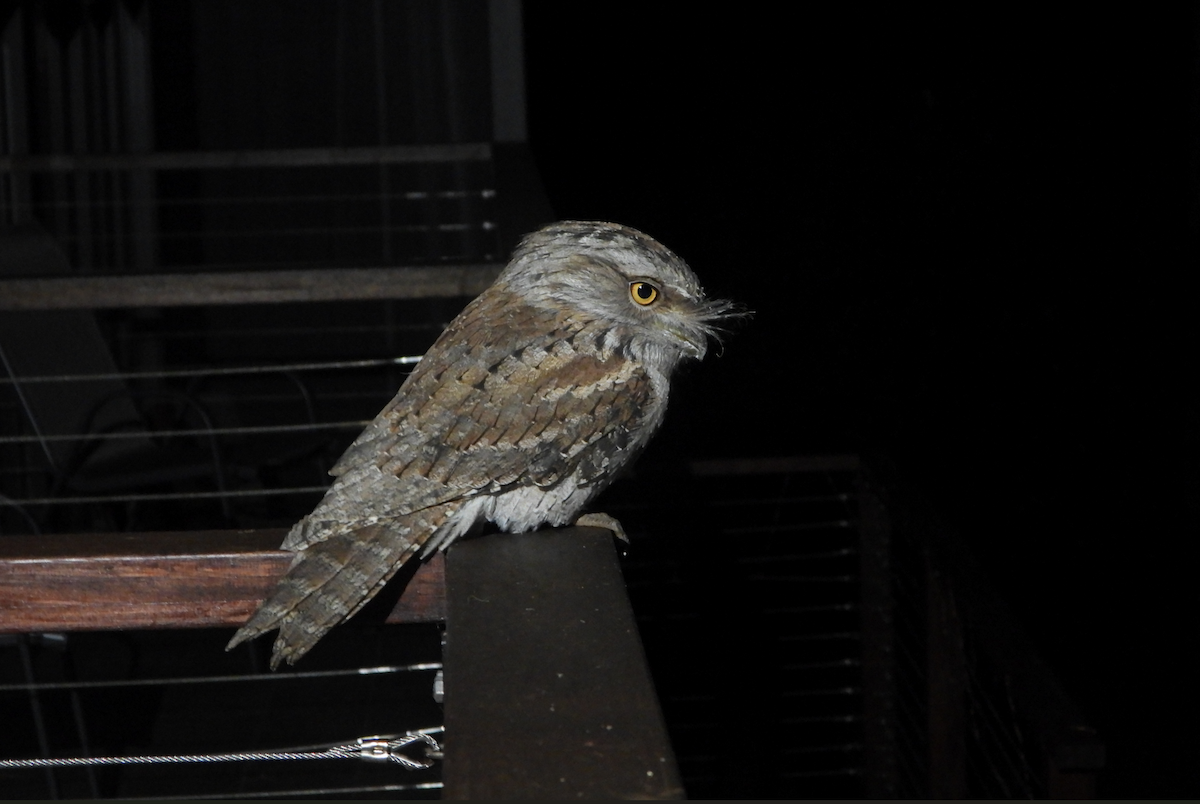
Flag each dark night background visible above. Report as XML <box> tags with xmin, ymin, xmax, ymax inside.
<box><xmin>2</xmin><ymin>2</ymin><xmax>1196</xmax><ymax>798</ymax></box>
<box><xmin>521</xmin><ymin>4</ymin><xmax>1195</xmax><ymax>798</ymax></box>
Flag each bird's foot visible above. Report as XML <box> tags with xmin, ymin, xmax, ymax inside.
<box><xmin>573</xmin><ymin>512</ymin><xmax>629</xmax><ymax>543</ymax></box>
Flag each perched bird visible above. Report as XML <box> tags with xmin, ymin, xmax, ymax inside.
<box><xmin>227</xmin><ymin>221</ymin><xmax>735</xmax><ymax>668</ymax></box>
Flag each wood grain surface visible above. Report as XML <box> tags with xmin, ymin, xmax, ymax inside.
<box><xmin>0</xmin><ymin>529</ymin><xmax>445</xmax><ymax>632</ymax></box>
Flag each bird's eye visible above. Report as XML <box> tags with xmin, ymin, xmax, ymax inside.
<box><xmin>630</xmin><ymin>281</ymin><xmax>659</xmax><ymax>306</ymax></box>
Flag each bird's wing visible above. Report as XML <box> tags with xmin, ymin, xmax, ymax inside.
<box><xmin>282</xmin><ymin>290</ymin><xmax>657</xmax><ymax>552</ymax></box>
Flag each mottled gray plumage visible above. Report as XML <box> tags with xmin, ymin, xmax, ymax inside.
<box><xmin>227</xmin><ymin>221</ymin><xmax>734</xmax><ymax>668</ymax></box>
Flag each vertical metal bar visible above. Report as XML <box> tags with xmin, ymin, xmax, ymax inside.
<box><xmin>442</xmin><ymin>527</ymin><xmax>684</xmax><ymax>799</ymax></box>
<box><xmin>858</xmin><ymin>482</ymin><xmax>899</xmax><ymax>797</ymax></box>
<box><xmin>38</xmin><ymin>14</ymin><xmax>70</xmax><ymax>250</ymax></box>
<box><xmin>488</xmin><ymin>0</ymin><xmax>527</xmax><ymax>144</ymax></box>
<box><xmin>438</xmin><ymin>4</ymin><xmax>472</xmax><ymax>260</ymax></box>
<box><xmin>372</xmin><ymin>0</ymin><xmax>393</xmax><ymax>265</ymax></box>
<box><xmin>926</xmin><ymin>558</ymin><xmax>967</xmax><ymax>798</ymax></box>
<box><xmin>101</xmin><ymin>6</ymin><xmax>122</xmax><ymax>272</ymax></box>
<box><xmin>119</xmin><ymin>0</ymin><xmax>157</xmax><ymax>274</ymax></box>
<box><xmin>66</xmin><ymin>18</ymin><xmax>94</xmax><ymax>272</ymax></box>
<box><xmin>2</xmin><ymin>6</ymin><xmax>33</xmax><ymax>224</ymax></box>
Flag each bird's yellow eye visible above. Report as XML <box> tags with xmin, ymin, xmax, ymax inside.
<box><xmin>630</xmin><ymin>281</ymin><xmax>659</xmax><ymax>306</ymax></box>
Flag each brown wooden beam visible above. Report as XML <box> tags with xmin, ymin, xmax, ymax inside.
<box><xmin>0</xmin><ymin>265</ymin><xmax>503</xmax><ymax>310</ymax></box>
<box><xmin>0</xmin><ymin>529</ymin><xmax>445</xmax><ymax>632</ymax></box>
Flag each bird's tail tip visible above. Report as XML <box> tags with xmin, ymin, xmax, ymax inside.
<box><xmin>224</xmin><ymin>625</ymin><xmax>308</xmax><ymax>671</ymax></box>
<box><xmin>224</xmin><ymin>629</ymin><xmax>251</xmax><ymax>653</ymax></box>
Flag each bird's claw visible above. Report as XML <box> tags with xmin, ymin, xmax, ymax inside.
<box><xmin>573</xmin><ymin>512</ymin><xmax>629</xmax><ymax>543</ymax></box>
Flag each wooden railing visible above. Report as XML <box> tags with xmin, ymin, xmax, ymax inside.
<box><xmin>0</xmin><ymin>525</ymin><xmax>683</xmax><ymax>799</ymax></box>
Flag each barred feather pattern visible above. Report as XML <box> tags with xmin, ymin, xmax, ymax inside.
<box><xmin>226</xmin><ymin>221</ymin><xmax>734</xmax><ymax>668</ymax></box>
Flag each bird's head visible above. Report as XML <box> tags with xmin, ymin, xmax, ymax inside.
<box><xmin>499</xmin><ymin>221</ymin><xmax>739</xmax><ymax>366</ymax></box>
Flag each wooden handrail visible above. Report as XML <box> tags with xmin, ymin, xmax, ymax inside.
<box><xmin>1</xmin><ymin>525</ymin><xmax>684</xmax><ymax>798</ymax></box>
<box><xmin>442</xmin><ymin>526</ymin><xmax>684</xmax><ymax>799</ymax></box>
<box><xmin>0</xmin><ymin>265</ymin><xmax>504</xmax><ymax>310</ymax></box>
<box><xmin>0</xmin><ymin>529</ymin><xmax>445</xmax><ymax>632</ymax></box>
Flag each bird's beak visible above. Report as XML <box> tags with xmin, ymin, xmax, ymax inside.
<box><xmin>671</xmin><ymin>322</ymin><xmax>709</xmax><ymax>361</ymax></box>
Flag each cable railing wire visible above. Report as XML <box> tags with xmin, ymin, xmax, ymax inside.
<box><xmin>125</xmin><ymin>321</ymin><xmax>439</xmax><ymax>342</ymax></box>
<box><xmin>44</xmin><ymin>220</ymin><xmax>495</xmax><ymax>243</ymax></box>
<box><xmin>0</xmin><ymin>419</ymin><xmax>370</xmax><ymax>446</ymax></box>
<box><xmin>0</xmin><ymin>729</ymin><xmax>444</xmax><ymax>771</ymax></box>
<box><xmin>124</xmin><ymin>780</ymin><xmax>443</xmax><ymax>801</ymax></box>
<box><xmin>2</xmin><ymin>486</ymin><xmax>331</xmax><ymax>507</ymax></box>
<box><xmin>0</xmin><ymin>354</ymin><xmax>426</xmax><ymax>511</ymax></box>
<box><xmin>0</xmin><ymin>355</ymin><xmax>422</xmax><ymax>386</ymax></box>
<box><xmin>0</xmin><ymin>662</ymin><xmax>442</xmax><ymax>693</ymax></box>
<box><xmin>24</xmin><ymin>186</ymin><xmax>495</xmax><ymax>212</ymax></box>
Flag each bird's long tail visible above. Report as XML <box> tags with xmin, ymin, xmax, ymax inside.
<box><xmin>226</xmin><ymin>524</ymin><xmax>424</xmax><ymax>669</ymax></box>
